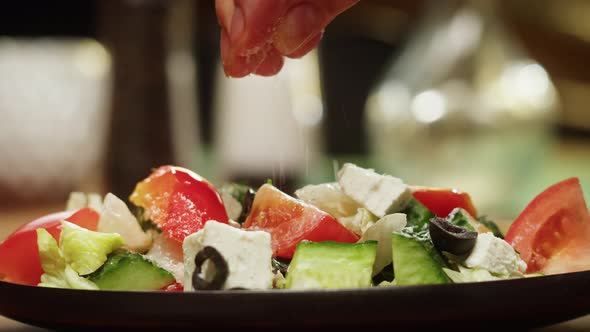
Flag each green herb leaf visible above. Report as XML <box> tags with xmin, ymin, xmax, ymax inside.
<box><xmin>401</xmin><ymin>198</ymin><xmax>434</xmax><ymax>229</ymax></box>
<box><xmin>477</xmin><ymin>215</ymin><xmax>504</xmax><ymax>239</ymax></box>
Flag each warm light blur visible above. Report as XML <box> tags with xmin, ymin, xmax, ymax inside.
<box><xmin>411</xmin><ymin>90</ymin><xmax>447</xmax><ymax>124</ymax></box>
<box><xmin>0</xmin><ymin>38</ymin><xmax>111</xmax><ymax>202</ymax></box>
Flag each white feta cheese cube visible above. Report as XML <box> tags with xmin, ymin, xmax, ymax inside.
<box><xmin>464</xmin><ymin>233</ymin><xmax>527</xmax><ymax>276</ymax></box>
<box><xmin>337</xmin><ymin>163</ymin><xmax>411</xmax><ymax>218</ymax></box>
<box><xmin>183</xmin><ymin>220</ymin><xmax>273</xmax><ymax>291</ymax></box>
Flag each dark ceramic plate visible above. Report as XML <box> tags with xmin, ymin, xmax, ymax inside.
<box><xmin>1</xmin><ymin>271</ymin><xmax>590</xmax><ymax>331</ymax></box>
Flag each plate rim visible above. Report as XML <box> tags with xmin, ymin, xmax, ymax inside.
<box><xmin>1</xmin><ymin>269</ymin><xmax>590</xmax><ymax>329</ymax></box>
<box><xmin>2</xmin><ymin>268</ymin><xmax>590</xmax><ymax>295</ymax></box>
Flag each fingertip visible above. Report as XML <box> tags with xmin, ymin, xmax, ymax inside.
<box><xmin>254</xmin><ymin>50</ymin><xmax>285</xmax><ymax>77</ymax></box>
<box><xmin>222</xmin><ymin>59</ymin><xmax>252</xmax><ymax>79</ymax></box>
<box><xmin>273</xmin><ymin>3</ymin><xmax>325</xmax><ymax>56</ymax></box>
<box><xmin>285</xmin><ymin>32</ymin><xmax>323</xmax><ymax>59</ymax></box>
<box><xmin>229</xmin><ymin>6</ymin><xmax>245</xmax><ymax>45</ymax></box>
<box><xmin>220</xmin><ymin>29</ymin><xmax>250</xmax><ymax>78</ymax></box>
<box><xmin>220</xmin><ymin>28</ymin><xmax>230</xmax><ymax>62</ymax></box>
<box><xmin>222</xmin><ymin>34</ymin><xmax>273</xmax><ymax>77</ymax></box>
<box><xmin>215</xmin><ymin>0</ymin><xmax>235</xmax><ymax>32</ymax></box>
<box><xmin>229</xmin><ymin>0</ymin><xmax>288</xmax><ymax>58</ymax></box>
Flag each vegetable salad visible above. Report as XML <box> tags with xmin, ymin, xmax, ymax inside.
<box><xmin>1</xmin><ymin>163</ymin><xmax>589</xmax><ymax>292</ymax></box>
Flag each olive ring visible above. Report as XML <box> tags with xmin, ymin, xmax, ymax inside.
<box><xmin>192</xmin><ymin>246</ymin><xmax>229</xmax><ymax>290</ymax></box>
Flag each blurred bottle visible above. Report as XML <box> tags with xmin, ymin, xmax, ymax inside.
<box><xmin>213</xmin><ymin>51</ymin><xmax>324</xmax><ymax>194</ymax></box>
<box><xmin>365</xmin><ymin>0</ymin><xmax>559</xmax><ymax>218</ymax></box>
<box><xmin>100</xmin><ymin>0</ymin><xmax>200</xmax><ymax>199</ymax></box>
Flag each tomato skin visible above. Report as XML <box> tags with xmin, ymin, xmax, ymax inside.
<box><xmin>162</xmin><ymin>282</ymin><xmax>184</xmax><ymax>292</ymax></box>
<box><xmin>412</xmin><ymin>187</ymin><xmax>478</xmax><ymax>218</ymax></box>
<box><xmin>244</xmin><ymin>184</ymin><xmax>360</xmax><ymax>258</ymax></box>
<box><xmin>0</xmin><ymin>208</ymin><xmax>100</xmax><ymax>286</ymax></box>
<box><xmin>506</xmin><ymin>177</ymin><xmax>590</xmax><ymax>274</ymax></box>
<box><xmin>130</xmin><ymin>166</ymin><xmax>229</xmax><ymax>245</ymax></box>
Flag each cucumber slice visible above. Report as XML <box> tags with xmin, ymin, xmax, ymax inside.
<box><xmin>89</xmin><ymin>251</ymin><xmax>175</xmax><ymax>291</ymax></box>
<box><xmin>391</xmin><ymin>229</ymin><xmax>451</xmax><ymax>285</ymax></box>
<box><xmin>286</xmin><ymin>241</ymin><xmax>377</xmax><ymax>290</ymax></box>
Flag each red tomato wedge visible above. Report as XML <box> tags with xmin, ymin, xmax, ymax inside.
<box><xmin>505</xmin><ymin>177</ymin><xmax>590</xmax><ymax>274</ymax></box>
<box><xmin>162</xmin><ymin>282</ymin><xmax>184</xmax><ymax>292</ymax></box>
<box><xmin>130</xmin><ymin>166</ymin><xmax>229</xmax><ymax>245</ymax></box>
<box><xmin>244</xmin><ymin>184</ymin><xmax>360</xmax><ymax>258</ymax></box>
<box><xmin>412</xmin><ymin>187</ymin><xmax>478</xmax><ymax>218</ymax></box>
<box><xmin>0</xmin><ymin>208</ymin><xmax>100</xmax><ymax>286</ymax></box>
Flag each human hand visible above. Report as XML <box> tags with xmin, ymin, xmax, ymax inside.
<box><xmin>215</xmin><ymin>0</ymin><xmax>359</xmax><ymax>77</ymax></box>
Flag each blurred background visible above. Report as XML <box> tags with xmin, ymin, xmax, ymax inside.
<box><xmin>1</xmin><ymin>0</ymin><xmax>590</xmax><ymax>233</ymax></box>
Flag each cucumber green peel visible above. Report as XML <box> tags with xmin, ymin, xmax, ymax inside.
<box><xmin>89</xmin><ymin>251</ymin><xmax>175</xmax><ymax>291</ymax></box>
<box><xmin>391</xmin><ymin>227</ymin><xmax>451</xmax><ymax>286</ymax></box>
<box><xmin>286</xmin><ymin>241</ymin><xmax>378</xmax><ymax>290</ymax></box>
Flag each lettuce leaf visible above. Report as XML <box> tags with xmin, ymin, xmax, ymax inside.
<box><xmin>443</xmin><ymin>266</ymin><xmax>500</xmax><ymax>283</ymax></box>
<box><xmin>37</xmin><ymin>220</ymin><xmax>125</xmax><ymax>289</ymax></box>
<box><xmin>36</xmin><ymin>228</ymin><xmax>99</xmax><ymax>290</ymax></box>
<box><xmin>60</xmin><ymin>221</ymin><xmax>125</xmax><ymax>275</ymax></box>
<box><xmin>442</xmin><ymin>265</ymin><xmax>540</xmax><ymax>283</ymax></box>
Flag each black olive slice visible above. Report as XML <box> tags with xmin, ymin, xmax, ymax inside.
<box><xmin>429</xmin><ymin>217</ymin><xmax>478</xmax><ymax>256</ymax></box>
<box><xmin>238</xmin><ymin>188</ymin><xmax>256</xmax><ymax>224</ymax></box>
<box><xmin>192</xmin><ymin>246</ymin><xmax>229</xmax><ymax>290</ymax></box>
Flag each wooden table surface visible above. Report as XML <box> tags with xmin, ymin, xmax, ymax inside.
<box><xmin>0</xmin><ymin>203</ymin><xmax>589</xmax><ymax>331</ymax></box>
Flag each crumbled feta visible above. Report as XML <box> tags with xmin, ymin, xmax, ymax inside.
<box><xmin>338</xmin><ymin>208</ymin><xmax>378</xmax><ymax>236</ymax></box>
<box><xmin>295</xmin><ymin>182</ymin><xmax>361</xmax><ymax>218</ymax></box>
<box><xmin>183</xmin><ymin>221</ymin><xmax>273</xmax><ymax>291</ymax></box>
<box><xmin>464</xmin><ymin>233</ymin><xmax>527</xmax><ymax>276</ymax></box>
<box><xmin>337</xmin><ymin>163</ymin><xmax>411</xmax><ymax>218</ymax></box>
